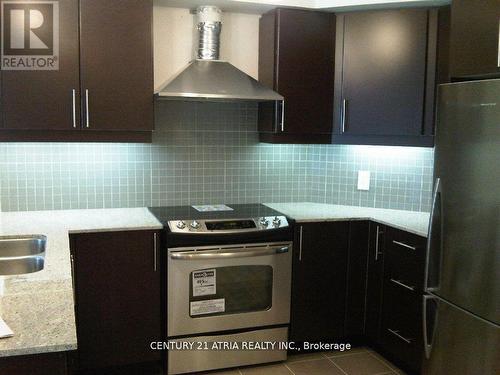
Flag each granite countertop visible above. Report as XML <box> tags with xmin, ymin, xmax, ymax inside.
<box><xmin>0</xmin><ymin>203</ymin><xmax>428</xmax><ymax>358</ymax></box>
<box><xmin>264</xmin><ymin>203</ymin><xmax>430</xmax><ymax>237</ymax></box>
<box><xmin>0</xmin><ymin>208</ymin><xmax>162</xmax><ymax>358</ymax></box>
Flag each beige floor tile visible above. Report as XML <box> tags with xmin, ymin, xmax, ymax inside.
<box><xmin>239</xmin><ymin>363</ymin><xmax>292</xmax><ymax>375</ymax></box>
<box><xmin>286</xmin><ymin>358</ymin><xmax>346</xmax><ymax>375</ymax></box>
<box><xmin>286</xmin><ymin>352</ymin><xmax>325</xmax><ymax>363</ymax></box>
<box><xmin>366</xmin><ymin>351</ymin><xmax>406</xmax><ymax>374</ymax></box>
<box><xmin>196</xmin><ymin>368</ymin><xmax>241</xmax><ymax>375</ymax></box>
<box><xmin>329</xmin><ymin>352</ymin><xmax>393</xmax><ymax>375</ymax></box>
<box><xmin>323</xmin><ymin>346</ymin><xmax>369</xmax><ymax>358</ymax></box>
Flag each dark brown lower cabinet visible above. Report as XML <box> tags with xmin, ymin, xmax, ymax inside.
<box><xmin>69</xmin><ymin>230</ymin><xmax>162</xmax><ymax>372</ymax></box>
<box><xmin>378</xmin><ymin>227</ymin><xmax>428</xmax><ymax>374</ymax></box>
<box><xmin>305</xmin><ymin>220</ymin><xmax>427</xmax><ymax>373</ymax></box>
<box><xmin>0</xmin><ymin>351</ymin><xmax>72</xmax><ymax>375</ymax></box>
<box><xmin>290</xmin><ymin>221</ymin><xmax>349</xmax><ymax>345</ymax></box>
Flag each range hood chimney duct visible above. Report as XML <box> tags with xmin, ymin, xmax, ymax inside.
<box><xmin>155</xmin><ymin>6</ymin><xmax>284</xmax><ymax>103</ymax></box>
<box><xmin>196</xmin><ymin>6</ymin><xmax>222</xmax><ymax>60</ymax></box>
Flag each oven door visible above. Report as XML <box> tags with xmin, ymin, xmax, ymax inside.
<box><xmin>167</xmin><ymin>241</ymin><xmax>292</xmax><ymax>337</ymax></box>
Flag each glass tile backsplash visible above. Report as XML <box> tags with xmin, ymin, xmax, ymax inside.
<box><xmin>0</xmin><ymin>102</ymin><xmax>434</xmax><ymax>212</ymax></box>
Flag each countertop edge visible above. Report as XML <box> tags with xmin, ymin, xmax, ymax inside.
<box><xmin>0</xmin><ymin>343</ymin><xmax>77</xmax><ymax>358</ymax></box>
<box><xmin>68</xmin><ymin>224</ymin><xmax>163</xmax><ymax>234</ymax></box>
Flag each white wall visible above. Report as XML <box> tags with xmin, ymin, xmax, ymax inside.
<box><xmin>153</xmin><ymin>6</ymin><xmax>260</xmax><ymax>90</ymax></box>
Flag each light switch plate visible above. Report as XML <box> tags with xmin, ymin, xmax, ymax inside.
<box><xmin>357</xmin><ymin>171</ymin><xmax>370</xmax><ymax>191</ymax></box>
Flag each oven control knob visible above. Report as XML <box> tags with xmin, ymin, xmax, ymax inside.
<box><xmin>259</xmin><ymin>218</ymin><xmax>269</xmax><ymax>227</ymax></box>
<box><xmin>176</xmin><ymin>220</ymin><xmax>186</xmax><ymax>229</ymax></box>
<box><xmin>272</xmin><ymin>216</ymin><xmax>281</xmax><ymax>227</ymax></box>
<box><xmin>190</xmin><ymin>220</ymin><xmax>201</xmax><ymax>230</ymax></box>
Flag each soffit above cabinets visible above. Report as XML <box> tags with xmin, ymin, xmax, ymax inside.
<box><xmin>156</xmin><ymin>0</ymin><xmax>450</xmax><ymax>14</ymax></box>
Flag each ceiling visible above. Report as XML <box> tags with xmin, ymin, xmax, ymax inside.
<box><xmin>156</xmin><ymin>0</ymin><xmax>450</xmax><ymax>14</ymax></box>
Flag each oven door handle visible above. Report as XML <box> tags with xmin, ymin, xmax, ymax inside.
<box><xmin>170</xmin><ymin>245</ymin><xmax>290</xmax><ymax>260</ymax></box>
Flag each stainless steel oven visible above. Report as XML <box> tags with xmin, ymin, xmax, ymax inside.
<box><xmin>149</xmin><ymin>204</ymin><xmax>294</xmax><ymax>374</ymax></box>
<box><xmin>167</xmin><ymin>241</ymin><xmax>292</xmax><ymax>337</ymax></box>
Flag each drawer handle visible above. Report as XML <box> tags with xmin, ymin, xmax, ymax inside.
<box><xmin>387</xmin><ymin>328</ymin><xmax>413</xmax><ymax>344</ymax></box>
<box><xmin>390</xmin><ymin>278</ymin><xmax>415</xmax><ymax>291</ymax></box>
<box><xmin>393</xmin><ymin>240</ymin><xmax>416</xmax><ymax>251</ymax></box>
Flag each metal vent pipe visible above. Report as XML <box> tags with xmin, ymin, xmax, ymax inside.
<box><xmin>196</xmin><ymin>6</ymin><xmax>222</xmax><ymax>60</ymax></box>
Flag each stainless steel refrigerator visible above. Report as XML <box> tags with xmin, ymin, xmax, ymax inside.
<box><xmin>422</xmin><ymin>79</ymin><xmax>500</xmax><ymax>374</ymax></box>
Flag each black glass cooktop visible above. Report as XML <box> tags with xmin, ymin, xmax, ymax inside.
<box><xmin>148</xmin><ymin>204</ymin><xmax>284</xmax><ymax>225</ymax></box>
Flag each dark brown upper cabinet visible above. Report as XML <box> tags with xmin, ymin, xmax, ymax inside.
<box><xmin>449</xmin><ymin>0</ymin><xmax>500</xmax><ymax>80</ymax></box>
<box><xmin>258</xmin><ymin>8</ymin><xmax>335</xmax><ymax>144</ymax></box>
<box><xmin>0</xmin><ymin>0</ymin><xmax>153</xmax><ymax>142</ymax></box>
<box><xmin>333</xmin><ymin>8</ymin><xmax>447</xmax><ymax>147</ymax></box>
<box><xmin>79</xmin><ymin>0</ymin><xmax>153</xmax><ymax>132</ymax></box>
<box><xmin>0</xmin><ymin>0</ymin><xmax>80</xmax><ymax>131</ymax></box>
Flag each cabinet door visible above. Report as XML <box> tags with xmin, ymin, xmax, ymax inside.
<box><xmin>450</xmin><ymin>0</ymin><xmax>500</xmax><ymax>78</ymax></box>
<box><xmin>258</xmin><ymin>9</ymin><xmax>335</xmax><ymax>143</ymax></box>
<box><xmin>334</xmin><ymin>9</ymin><xmax>430</xmax><ymax>139</ymax></box>
<box><xmin>365</xmin><ymin>223</ymin><xmax>385</xmax><ymax>343</ymax></box>
<box><xmin>70</xmin><ymin>230</ymin><xmax>161</xmax><ymax>370</ymax></box>
<box><xmin>276</xmin><ymin>9</ymin><xmax>335</xmax><ymax>136</ymax></box>
<box><xmin>344</xmin><ymin>221</ymin><xmax>370</xmax><ymax>338</ymax></box>
<box><xmin>0</xmin><ymin>0</ymin><xmax>80</xmax><ymax>130</ymax></box>
<box><xmin>79</xmin><ymin>0</ymin><xmax>153</xmax><ymax>131</ymax></box>
<box><xmin>290</xmin><ymin>222</ymin><xmax>349</xmax><ymax>344</ymax></box>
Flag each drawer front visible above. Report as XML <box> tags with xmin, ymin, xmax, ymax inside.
<box><xmin>381</xmin><ymin>281</ymin><xmax>423</xmax><ymax>373</ymax></box>
<box><xmin>385</xmin><ymin>227</ymin><xmax>426</xmax><ymax>291</ymax></box>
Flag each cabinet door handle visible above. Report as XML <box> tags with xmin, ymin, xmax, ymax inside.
<box><xmin>153</xmin><ymin>232</ymin><xmax>158</xmax><ymax>272</ymax></box>
<box><xmin>280</xmin><ymin>100</ymin><xmax>285</xmax><ymax>132</ymax></box>
<box><xmin>70</xmin><ymin>253</ymin><xmax>76</xmax><ymax>306</ymax></box>
<box><xmin>85</xmin><ymin>89</ymin><xmax>90</xmax><ymax>128</ymax></box>
<box><xmin>393</xmin><ymin>240</ymin><xmax>416</xmax><ymax>251</ymax></box>
<box><xmin>341</xmin><ymin>99</ymin><xmax>348</xmax><ymax>133</ymax></box>
<box><xmin>390</xmin><ymin>278</ymin><xmax>415</xmax><ymax>291</ymax></box>
<box><xmin>375</xmin><ymin>225</ymin><xmax>383</xmax><ymax>261</ymax></box>
<box><xmin>299</xmin><ymin>225</ymin><xmax>303</xmax><ymax>261</ymax></box>
<box><xmin>387</xmin><ymin>328</ymin><xmax>413</xmax><ymax>344</ymax></box>
<box><xmin>71</xmin><ymin>89</ymin><xmax>77</xmax><ymax>128</ymax></box>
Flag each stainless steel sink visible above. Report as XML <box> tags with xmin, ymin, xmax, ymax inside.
<box><xmin>0</xmin><ymin>235</ymin><xmax>46</xmax><ymax>275</ymax></box>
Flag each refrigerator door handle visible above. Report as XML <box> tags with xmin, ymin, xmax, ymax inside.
<box><xmin>423</xmin><ymin>294</ymin><xmax>438</xmax><ymax>359</ymax></box>
<box><xmin>425</xmin><ymin>177</ymin><xmax>442</xmax><ymax>292</ymax></box>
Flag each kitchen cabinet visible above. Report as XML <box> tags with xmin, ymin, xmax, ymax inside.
<box><xmin>379</xmin><ymin>226</ymin><xmax>427</xmax><ymax>374</ymax></box>
<box><xmin>0</xmin><ymin>0</ymin><xmax>153</xmax><ymax>142</ymax></box>
<box><xmin>344</xmin><ymin>221</ymin><xmax>370</xmax><ymax>339</ymax></box>
<box><xmin>290</xmin><ymin>221</ymin><xmax>349</xmax><ymax>344</ymax></box>
<box><xmin>364</xmin><ymin>222</ymin><xmax>385</xmax><ymax>344</ymax></box>
<box><xmin>0</xmin><ymin>352</ymin><xmax>73</xmax><ymax>375</ymax></box>
<box><xmin>79</xmin><ymin>0</ymin><xmax>153</xmax><ymax>132</ymax></box>
<box><xmin>69</xmin><ymin>230</ymin><xmax>162</xmax><ymax>371</ymax></box>
<box><xmin>0</xmin><ymin>0</ymin><xmax>80</xmax><ymax>131</ymax></box>
<box><xmin>333</xmin><ymin>8</ymin><xmax>446</xmax><ymax>147</ymax></box>
<box><xmin>258</xmin><ymin>8</ymin><xmax>335</xmax><ymax>144</ymax></box>
<box><xmin>449</xmin><ymin>0</ymin><xmax>500</xmax><ymax>79</ymax></box>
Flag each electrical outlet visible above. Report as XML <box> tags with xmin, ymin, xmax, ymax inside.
<box><xmin>357</xmin><ymin>171</ymin><xmax>370</xmax><ymax>191</ymax></box>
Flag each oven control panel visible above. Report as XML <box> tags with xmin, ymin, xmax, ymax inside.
<box><xmin>168</xmin><ymin>216</ymin><xmax>289</xmax><ymax>234</ymax></box>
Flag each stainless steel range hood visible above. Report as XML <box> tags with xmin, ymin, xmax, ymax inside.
<box><xmin>155</xmin><ymin>6</ymin><xmax>283</xmax><ymax>103</ymax></box>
